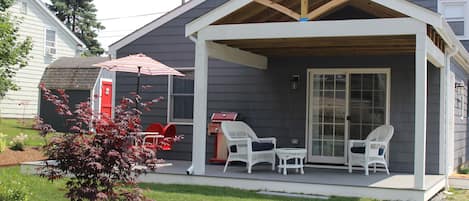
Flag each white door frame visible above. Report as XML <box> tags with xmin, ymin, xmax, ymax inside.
<box><xmin>305</xmin><ymin>68</ymin><xmax>391</xmax><ymax>164</ymax></box>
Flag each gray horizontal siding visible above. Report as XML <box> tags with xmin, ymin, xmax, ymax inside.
<box><xmin>408</xmin><ymin>0</ymin><xmax>437</xmax><ymax>11</ymax></box>
<box><xmin>451</xmin><ymin>59</ymin><xmax>469</xmax><ymax>170</ymax></box>
<box><xmin>116</xmin><ymin>0</ymin><xmax>443</xmax><ymax>173</ymax></box>
<box><xmin>116</xmin><ymin>0</ymin><xmax>228</xmax><ymax>161</ymax></box>
<box><xmin>461</xmin><ymin>41</ymin><xmax>469</xmax><ymax>52</ymax></box>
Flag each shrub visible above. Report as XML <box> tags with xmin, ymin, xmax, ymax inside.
<box><xmin>0</xmin><ymin>181</ymin><xmax>30</xmax><ymax>201</ymax></box>
<box><xmin>0</xmin><ymin>133</ymin><xmax>6</xmax><ymax>153</ymax></box>
<box><xmin>38</xmin><ymin>85</ymin><xmax>180</xmax><ymax>201</ymax></box>
<box><xmin>9</xmin><ymin>133</ymin><xmax>27</xmax><ymax>151</ymax></box>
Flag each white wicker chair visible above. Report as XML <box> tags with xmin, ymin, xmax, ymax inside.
<box><xmin>221</xmin><ymin>121</ymin><xmax>276</xmax><ymax>174</ymax></box>
<box><xmin>348</xmin><ymin>125</ymin><xmax>394</xmax><ymax>175</ymax></box>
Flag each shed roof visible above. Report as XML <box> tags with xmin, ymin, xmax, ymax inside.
<box><xmin>41</xmin><ymin>57</ymin><xmax>109</xmax><ymax>90</ymax></box>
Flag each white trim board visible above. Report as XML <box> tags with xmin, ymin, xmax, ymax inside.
<box><xmin>207</xmin><ymin>41</ymin><xmax>267</xmax><ymax>69</ymax></box>
<box><xmin>426</xmin><ymin>37</ymin><xmax>445</xmax><ymax>68</ymax></box>
<box><xmin>138</xmin><ymin>172</ymin><xmax>443</xmax><ymax>201</ymax></box>
<box><xmin>108</xmin><ymin>0</ymin><xmax>206</xmax><ymax>57</ymax></box>
<box><xmin>198</xmin><ymin>18</ymin><xmax>425</xmax><ymax>41</ymax></box>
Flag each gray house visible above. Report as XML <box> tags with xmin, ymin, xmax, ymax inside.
<box><xmin>109</xmin><ymin>0</ymin><xmax>469</xmax><ymax>200</ymax></box>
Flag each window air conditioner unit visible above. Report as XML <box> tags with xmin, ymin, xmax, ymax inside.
<box><xmin>46</xmin><ymin>47</ymin><xmax>56</xmax><ymax>56</ymax></box>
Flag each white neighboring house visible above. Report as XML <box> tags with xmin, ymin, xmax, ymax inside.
<box><xmin>0</xmin><ymin>0</ymin><xmax>85</xmax><ymax>118</ymax></box>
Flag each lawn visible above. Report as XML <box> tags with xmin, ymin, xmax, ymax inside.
<box><xmin>446</xmin><ymin>188</ymin><xmax>469</xmax><ymax>201</ymax></box>
<box><xmin>0</xmin><ymin>118</ymin><xmax>44</xmax><ymax>147</ymax></box>
<box><xmin>0</xmin><ymin>166</ymin><xmax>377</xmax><ymax>201</ymax></box>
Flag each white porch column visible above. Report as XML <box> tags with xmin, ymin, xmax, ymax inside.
<box><xmin>414</xmin><ymin>32</ymin><xmax>428</xmax><ymax>189</ymax></box>
<box><xmin>192</xmin><ymin>39</ymin><xmax>208</xmax><ymax>175</ymax></box>
<box><xmin>439</xmin><ymin>63</ymin><xmax>447</xmax><ymax>175</ymax></box>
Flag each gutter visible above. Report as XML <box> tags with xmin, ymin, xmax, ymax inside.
<box><xmin>185</xmin><ymin>34</ymin><xmax>198</xmax><ymax>176</ymax></box>
<box><xmin>435</xmin><ymin>19</ymin><xmax>469</xmax><ymax>72</ymax></box>
<box><xmin>444</xmin><ymin>45</ymin><xmax>458</xmax><ymax>191</ymax></box>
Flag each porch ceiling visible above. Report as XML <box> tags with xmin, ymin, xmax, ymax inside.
<box><xmin>214</xmin><ymin>0</ymin><xmax>407</xmax><ymax>25</ymax></box>
<box><xmin>215</xmin><ymin>35</ymin><xmax>416</xmax><ymax>57</ymax></box>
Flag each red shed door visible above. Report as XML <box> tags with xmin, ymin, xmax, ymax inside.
<box><xmin>100</xmin><ymin>81</ymin><xmax>113</xmax><ymax>118</ymax></box>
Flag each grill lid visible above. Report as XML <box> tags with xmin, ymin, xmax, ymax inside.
<box><xmin>211</xmin><ymin>112</ymin><xmax>238</xmax><ymax>122</ymax></box>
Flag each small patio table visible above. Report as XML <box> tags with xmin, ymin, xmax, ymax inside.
<box><xmin>275</xmin><ymin>148</ymin><xmax>306</xmax><ymax>175</ymax></box>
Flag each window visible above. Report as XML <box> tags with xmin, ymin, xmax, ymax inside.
<box><xmin>20</xmin><ymin>2</ymin><xmax>27</xmax><ymax>14</ymax></box>
<box><xmin>45</xmin><ymin>29</ymin><xmax>56</xmax><ymax>56</ymax></box>
<box><xmin>439</xmin><ymin>0</ymin><xmax>469</xmax><ymax>38</ymax></box>
<box><xmin>168</xmin><ymin>68</ymin><xmax>194</xmax><ymax>123</ymax></box>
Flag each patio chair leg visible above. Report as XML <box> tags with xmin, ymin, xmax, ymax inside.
<box><xmin>300</xmin><ymin>158</ymin><xmax>304</xmax><ymax>174</ymax></box>
<box><xmin>272</xmin><ymin>154</ymin><xmax>276</xmax><ymax>171</ymax></box>
<box><xmin>348</xmin><ymin>160</ymin><xmax>352</xmax><ymax>173</ymax></box>
<box><xmin>365</xmin><ymin>165</ymin><xmax>369</xmax><ymax>176</ymax></box>
<box><xmin>384</xmin><ymin>162</ymin><xmax>390</xmax><ymax>175</ymax></box>
<box><xmin>248</xmin><ymin>164</ymin><xmax>252</xmax><ymax>174</ymax></box>
<box><xmin>223</xmin><ymin>161</ymin><xmax>229</xmax><ymax>173</ymax></box>
<box><xmin>295</xmin><ymin>158</ymin><xmax>299</xmax><ymax>173</ymax></box>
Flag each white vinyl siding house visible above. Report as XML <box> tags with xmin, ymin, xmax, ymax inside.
<box><xmin>0</xmin><ymin>0</ymin><xmax>85</xmax><ymax>118</ymax></box>
<box><xmin>439</xmin><ymin>0</ymin><xmax>469</xmax><ymax>39</ymax></box>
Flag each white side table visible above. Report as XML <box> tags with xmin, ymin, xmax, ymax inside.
<box><xmin>275</xmin><ymin>148</ymin><xmax>307</xmax><ymax>175</ymax></box>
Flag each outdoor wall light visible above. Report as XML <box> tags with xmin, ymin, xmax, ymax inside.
<box><xmin>290</xmin><ymin>75</ymin><xmax>300</xmax><ymax>90</ymax></box>
<box><xmin>455</xmin><ymin>81</ymin><xmax>465</xmax><ymax>88</ymax></box>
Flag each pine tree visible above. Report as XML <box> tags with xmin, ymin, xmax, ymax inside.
<box><xmin>0</xmin><ymin>0</ymin><xmax>32</xmax><ymax>98</ymax></box>
<box><xmin>48</xmin><ymin>0</ymin><xmax>105</xmax><ymax>56</ymax></box>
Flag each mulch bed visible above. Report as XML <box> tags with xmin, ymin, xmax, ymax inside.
<box><xmin>452</xmin><ymin>174</ymin><xmax>469</xmax><ymax>179</ymax></box>
<box><xmin>0</xmin><ymin>147</ymin><xmax>47</xmax><ymax>167</ymax></box>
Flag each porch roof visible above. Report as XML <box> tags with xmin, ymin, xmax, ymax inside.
<box><xmin>186</xmin><ymin>0</ymin><xmax>469</xmax><ymax>70</ymax></box>
<box><xmin>216</xmin><ymin>35</ymin><xmax>415</xmax><ymax>57</ymax></box>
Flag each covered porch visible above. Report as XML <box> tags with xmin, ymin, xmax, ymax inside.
<box><xmin>183</xmin><ymin>0</ymin><xmax>456</xmax><ymax>200</ymax></box>
<box><xmin>139</xmin><ymin>160</ymin><xmax>445</xmax><ymax>201</ymax></box>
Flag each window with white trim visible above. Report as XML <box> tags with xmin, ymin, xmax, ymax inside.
<box><xmin>45</xmin><ymin>29</ymin><xmax>56</xmax><ymax>56</ymax></box>
<box><xmin>439</xmin><ymin>0</ymin><xmax>469</xmax><ymax>38</ymax></box>
<box><xmin>168</xmin><ymin>68</ymin><xmax>194</xmax><ymax>123</ymax></box>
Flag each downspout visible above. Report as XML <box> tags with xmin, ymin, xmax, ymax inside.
<box><xmin>444</xmin><ymin>45</ymin><xmax>458</xmax><ymax>191</ymax></box>
<box><xmin>186</xmin><ymin>35</ymin><xmax>198</xmax><ymax>175</ymax></box>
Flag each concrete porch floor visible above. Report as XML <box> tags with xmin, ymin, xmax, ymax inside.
<box><xmin>137</xmin><ymin>160</ymin><xmax>445</xmax><ymax>201</ymax></box>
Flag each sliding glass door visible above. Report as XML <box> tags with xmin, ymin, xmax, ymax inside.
<box><xmin>307</xmin><ymin>69</ymin><xmax>389</xmax><ymax>164</ymax></box>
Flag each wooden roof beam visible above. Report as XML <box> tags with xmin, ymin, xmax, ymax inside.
<box><xmin>301</xmin><ymin>0</ymin><xmax>309</xmax><ymax>20</ymax></box>
<box><xmin>252</xmin><ymin>0</ymin><xmax>300</xmax><ymax>20</ymax></box>
<box><xmin>306</xmin><ymin>0</ymin><xmax>350</xmax><ymax>20</ymax></box>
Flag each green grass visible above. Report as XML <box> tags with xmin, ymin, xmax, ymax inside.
<box><xmin>0</xmin><ymin>118</ymin><xmax>44</xmax><ymax>147</ymax></box>
<box><xmin>0</xmin><ymin>166</ymin><xmax>376</xmax><ymax>201</ymax></box>
<box><xmin>447</xmin><ymin>188</ymin><xmax>469</xmax><ymax>201</ymax></box>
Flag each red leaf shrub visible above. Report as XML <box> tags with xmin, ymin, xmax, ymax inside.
<box><xmin>38</xmin><ymin>84</ymin><xmax>178</xmax><ymax>201</ymax></box>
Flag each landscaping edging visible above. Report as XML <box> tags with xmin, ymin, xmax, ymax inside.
<box><xmin>0</xmin><ymin>148</ymin><xmax>46</xmax><ymax>167</ymax></box>
<box><xmin>449</xmin><ymin>175</ymin><xmax>469</xmax><ymax>189</ymax></box>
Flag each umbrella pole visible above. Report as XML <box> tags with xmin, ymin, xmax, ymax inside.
<box><xmin>136</xmin><ymin>66</ymin><xmax>141</xmax><ymax>110</ymax></box>
<box><xmin>136</xmin><ymin>66</ymin><xmax>141</xmax><ymax>95</ymax></box>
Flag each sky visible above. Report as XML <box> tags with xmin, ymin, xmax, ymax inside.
<box><xmin>94</xmin><ymin>0</ymin><xmax>183</xmax><ymax>52</ymax></box>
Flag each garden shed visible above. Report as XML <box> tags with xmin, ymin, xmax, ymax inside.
<box><xmin>39</xmin><ymin>57</ymin><xmax>114</xmax><ymax>132</ymax></box>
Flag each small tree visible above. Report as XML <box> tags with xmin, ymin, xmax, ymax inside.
<box><xmin>38</xmin><ymin>84</ymin><xmax>178</xmax><ymax>201</ymax></box>
<box><xmin>0</xmin><ymin>0</ymin><xmax>32</xmax><ymax>98</ymax></box>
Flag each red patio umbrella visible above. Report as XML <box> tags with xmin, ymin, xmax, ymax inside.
<box><xmin>93</xmin><ymin>53</ymin><xmax>184</xmax><ymax>95</ymax></box>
